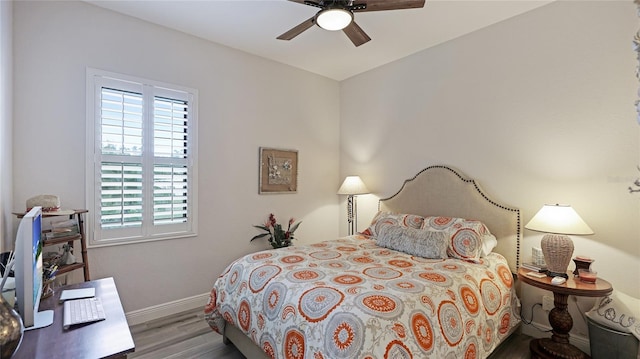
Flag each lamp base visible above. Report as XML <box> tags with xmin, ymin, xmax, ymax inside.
<box><xmin>541</xmin><ymin>234</ymin><xmax>574</xmax><ymax>279</ymax></box>
<box><xmin>546</xmin><ymin>271</ymin><xmax>569</xmax><ymax>279</ymax></box>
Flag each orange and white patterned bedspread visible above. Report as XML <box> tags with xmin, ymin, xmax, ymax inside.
<box><xmin>205</xmin><ymin>236</ymin><xmax>520</xmax><ymax>359</ymax></box>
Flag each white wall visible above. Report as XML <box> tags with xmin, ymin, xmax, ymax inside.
<box><xmin>340</xmin><ymin>0</ymin><xmax>639</xmax><ymax>346</ymax></box>
<box><xmin>12</xmin><ymin>1</ymin><xmax>341</xmax><ymax>311</ymax></box>
<box><xmin>0</xmin><ymin>0</ymin><xmax>12</xmax><ymax>253</ymax></box>
<box><xmin>11</xmin><ymin>0</ymin><xmax>639</xmax><ymax>344</ymax></box>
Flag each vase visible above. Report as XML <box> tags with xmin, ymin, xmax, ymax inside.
<box><xmin>0</xmin><ymin>293</ymin><xmax>24</xmax><ymax>359</ymax></box>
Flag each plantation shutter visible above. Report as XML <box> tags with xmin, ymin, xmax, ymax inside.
<box><xmin>88</xmin><ymin>69</ymin><xmax>197</xmax><ymax>245</ymax></box>
<box><xmin>153</xmin><ymin>96</ymin><xmax>189</xmax><ymax>225</ymax></box>
<box><xmin>100</xmin><ymin>88</ymin><xmax>144</xmax><ymax>230</ymax></box>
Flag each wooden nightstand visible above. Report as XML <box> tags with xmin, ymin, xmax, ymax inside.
<box><xmin>518</xmin><ymin>268</ymin><xmax>613</xmax><ymax>359</ymax></box>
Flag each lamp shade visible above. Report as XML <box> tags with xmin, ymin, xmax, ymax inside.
<box><xmin>316</xmin><ymin>8</ymin><xmax>353</xmax><ymax>31</ymax></box>
<box><xmin>337</xmin><ymin>176</ymin><xmax>369</xmax><ymax>195</ymax></box>
<box><xmin>526</xmin><ymin>204</ymin><xmax>593</xmax><ymax>278</ymax></box>
<box><xmin>525</xmin><ymin>204</ymin><xmax>594</xmax><ymax>235</ymax></box>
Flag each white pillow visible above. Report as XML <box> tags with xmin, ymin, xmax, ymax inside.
<box><xmin>586</xmin><ymin>290</ymin><xmax>640</xmax><ymax>340</ymax></box>
<box><xmin>481</xmin><ymin>234</ymin><xmax>498</xmax><ymax>257</ymax></box>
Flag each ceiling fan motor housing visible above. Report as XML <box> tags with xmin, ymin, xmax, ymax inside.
<box><xmin>279</xmin><ymin>0</ymin><xmax>426</xmax><ymax>46</ymax></box>
<box><xmin>304</xmin><ymin>1</ymin><xmax>367</xmax><ymax>12</ymax></box>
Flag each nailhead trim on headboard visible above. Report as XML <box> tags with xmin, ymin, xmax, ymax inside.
<box><xmin>378</xmin><ymin>165</ymin><xmax>521</xmax><ymax>270</ymax></box>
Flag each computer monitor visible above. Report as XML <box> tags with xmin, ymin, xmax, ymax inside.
<box><xmin>14</xmin><ymin>206</ymin><xmax>53</xmax><ymax>330</ymax></box>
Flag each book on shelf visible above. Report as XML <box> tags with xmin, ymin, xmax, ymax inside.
<box><xmin>45</xmin><ymin>218</ymin><xmax>79</xmax><ymax>240</ymax></box>
<box><xmin>521</xmin><ymin>262</ymin><xmax>548</xmax><ymax>272</ymax></box>
<box><xmin>45</xmin><ymin>229</ymin><xmax>79</xmax><ymax>240</ymax></box>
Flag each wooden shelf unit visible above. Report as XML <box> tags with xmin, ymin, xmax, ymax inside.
<box><xmin>14</xmin><ymin>209</ymin><xmax>90</xmax><ymax>282</ymax></box>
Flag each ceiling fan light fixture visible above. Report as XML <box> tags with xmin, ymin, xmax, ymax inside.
<box><xmin>316</xmin><ymin>8</ymin><xmax>353</xmax><ymax>31</ymax></box>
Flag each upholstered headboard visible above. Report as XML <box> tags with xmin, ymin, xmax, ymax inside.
<box><xmin>379</xmin><ymin>165</ymin><xmax>521</xmax><ymax>273</ymax></box>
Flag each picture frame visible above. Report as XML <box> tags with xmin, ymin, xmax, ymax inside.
<box><xmin>259</xmin><ymin>147</ymin><xmax>298</xmax><ymax>194</ymax></box>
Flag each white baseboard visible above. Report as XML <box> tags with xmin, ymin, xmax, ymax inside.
<box><xmin>125</xmin><ymin>292</ymin><xmax>210</xmax><ymax>326</ymax></box>
<box><xmin>521</xmin><ymin>322</ymin><xmax>591</xmax><ymax>354</ymax></box>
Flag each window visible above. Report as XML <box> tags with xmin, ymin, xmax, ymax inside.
<box><xmin>86</xmin><ymin>69</ymin><xmax>198</xmax><ymax>246</ymax></box>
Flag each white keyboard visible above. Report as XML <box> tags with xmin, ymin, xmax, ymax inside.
<box><xmin>63</xmin><ymin>297</ymin><xmax>106</xmax><ymax>329</ymax></box>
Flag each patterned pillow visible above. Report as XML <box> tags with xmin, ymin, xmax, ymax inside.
<box><xmin>360</xmin><ymin>211</ymin><xmax>425</xmax><ymax>237</ymax></box>
<box><xmin>445</xmin><ymin>228</ymin><xmax>483</xmax><ymax>262</ymax></box>
<box><xmin>586</xmin><ymin>290</ymin><xmax>640</xmax><ymax>339</ymax></box>
<box><xmin>422</xmin><ymin>216</ymin><xmax>493</xmax><ymax>261</ymax></box>
<box><xmin>376</xmin><ymin>225</ymin><xmax>448</xmax><ymax>259</ymax></box>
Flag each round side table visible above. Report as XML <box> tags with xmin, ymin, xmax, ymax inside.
<box><xmin>518</xmin><ymin>268</ymin><xmax>613</xmax><ymax>359</ymax></box>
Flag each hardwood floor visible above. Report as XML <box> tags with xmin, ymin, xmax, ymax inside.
<box><xmin>488</xmin><ymin>331</ymin><xmax>532</xmax><ymax>359</ymax></box>
<box><xmin>128</xmin><ymin>307</ymin><xmax>531</xmax><ymax>358</ymax></box>
<box><xmin>128</xmin><ymin>308</ymin><xmax>244</xmax><ymax>359</ymax></box>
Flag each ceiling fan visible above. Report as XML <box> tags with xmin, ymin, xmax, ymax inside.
<box><xmin>277</xmin><ymin>0</ymin><xmax>426</xmax><ymax>47</ymax></box>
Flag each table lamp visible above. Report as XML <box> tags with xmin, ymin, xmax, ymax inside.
<box><xmin>337</xmin><ymin>176</ymin><xmax>369</xmax><ymax>235</ymax></box>
<box><xmin>525</xmin><ymin>204</ymin><xmax>594</xmax><ymax>278</ymax></box>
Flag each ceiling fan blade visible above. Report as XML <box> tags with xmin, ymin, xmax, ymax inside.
<box><xmin>287</xmin><ymin>0</ymin><xmax>322</xmax><ymax>8</ymax></box>
<box><xmin>277</xmin><ymin>17</ymin><xmax>316</xmax><ymax>41</ymax></box>
<box><xmin>343</xmin><ymin>21</ymin><xmax>371</xmax><ymax>47</ymax></box>
<box><xmin>353</xmin><ymin>0</ymin><xmax>425</xmax><ymax>12</ymax></box>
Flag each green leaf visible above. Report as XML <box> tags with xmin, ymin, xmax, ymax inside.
<box><xmin>250</xmin><ymin>233</ymin><xmax>270</xmax><ymax>242</ymax></box>
<box><xmin>289</xmin><ymin>221</ymin><xmax>301</xmax><ymax>233</ymax></box>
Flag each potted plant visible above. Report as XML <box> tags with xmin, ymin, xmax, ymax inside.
<box><xmin>251</xmin><ymin>213</ymin><xmax>301</xmax><ymax>249</ymax></box>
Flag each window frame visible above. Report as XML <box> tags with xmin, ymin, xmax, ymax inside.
<box><xmin>86</xmin><ymin>68</ymin><xmax>198</xmax><ymax>247</ymax></box>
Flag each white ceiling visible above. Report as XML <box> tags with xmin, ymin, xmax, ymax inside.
<box><xmin>86</xmin><ymin>0</ymin><xmax>554</xmax><ymax>81</ymax></box>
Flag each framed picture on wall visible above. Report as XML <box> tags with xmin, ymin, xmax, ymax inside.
<box><xmin>259</xmin><ymin>147</ymin><xmax>298</xmax><ymax>194</ymax></box>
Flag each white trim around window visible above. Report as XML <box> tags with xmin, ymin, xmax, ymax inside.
<box><xmin>86</xmin><ymin>68</ymin><xmax>198</xmax><ymax>247</ymax></box>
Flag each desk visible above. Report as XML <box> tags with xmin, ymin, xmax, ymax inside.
<box><xmin>14</xmin><ymin>277</ymin><xmax>135</xmax><ymax>358</ymax></box>
<box><xmin>518</xmin><ymin>268</ymin><xmax>612</xmax><ymax>359</ymax></box>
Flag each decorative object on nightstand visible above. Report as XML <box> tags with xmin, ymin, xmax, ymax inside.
<box><xmin>572</xmin><ymin>255</ymin><xmax>594</xmax><ymax>276</ymax></box>
<box><xmin>532</xmin><ymin>246</ymin><xmax>546</xmax><ymax>267</ymax></box>
<box><xmin>525</xmin><ymin>204</ymin><xmax>593</xmax><ymax>279</ymax></box>
<box><xmin>577</xmin><ymin>269</ymin><xmax>598</xmax><ymax>283</ymax></box>
<box><xmin>521</xmin><ymin>261</ymin><xmax>547</xmax><ymax>273</ymax></box>
<box><xmin>337</xmin><ymin>176</ymin><xmax>370</xmax><ymax>235</ymax></box>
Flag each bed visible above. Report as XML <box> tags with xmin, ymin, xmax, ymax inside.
<box><xmin>205</xmin><ymin>165</ymin><xmax>522</xmax><ymax>358</ymax></box>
